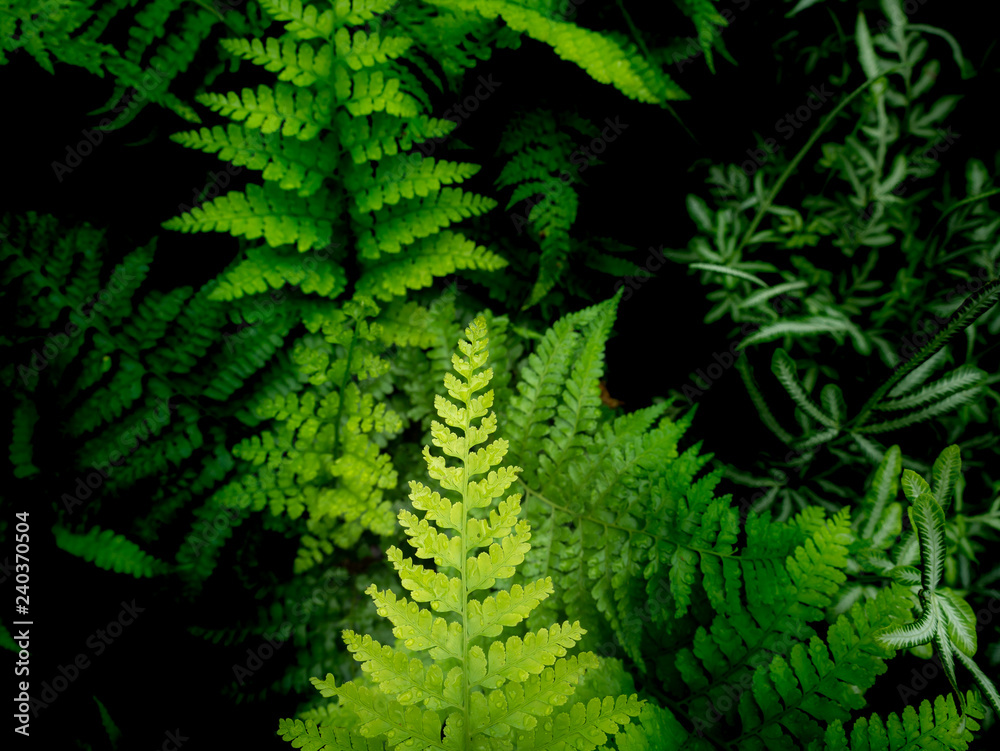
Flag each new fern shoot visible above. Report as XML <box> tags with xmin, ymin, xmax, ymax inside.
<box><xmin>279</xmin><ymin>315</ymin><xmax>644</xmax><ymax>749</ymax></box>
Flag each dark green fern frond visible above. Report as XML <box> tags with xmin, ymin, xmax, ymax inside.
<box><xmin>208</xmin><ymin>296</ymin><xmax>403</xmax><ymax>575</ymax></box>
<box><xmin>494</xmin><ymin>292</ymin><xmax>789</xmax><ymax>669</ymax></box>
<box><xmin>1</xmin><ymin>0</ymin><xmax>112</xmax><ymax>76</ymax></box>
<box><xmin>1</xmin><ymin>0</ymin><xmax>225</xmax><ymax>129</ymax></box>
<box><xmin>0</xmin><ymin>211</ymin><xmax>312</xmax><ymax>610</ymax></box>
<box><xmin>54</xmin><ymin>524</ymin><xmax>171</xmax><ymax>577</ymax></box>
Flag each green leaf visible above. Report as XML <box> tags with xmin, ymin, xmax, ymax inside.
<box><xmin>930</xmin><ymin>445</ymin><xmax>962</xmax><ymax>513</ymax></box>
<box><xmin>771</xmin><ymin>348</ymin><xmax>836</xmax><ymax>428</ymax></box>
<box><xmin>936</xmin><ymin>588</ymin><xmax>977</xmax><ymax>657</ymax></box>
<box><xmin>909</xmin><ymin>493</ymin><xmax>947</xmax><ymax>592</ymax></box>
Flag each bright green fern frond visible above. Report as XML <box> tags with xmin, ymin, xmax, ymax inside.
<box><xmin>212</xmin><ymin>299</ymin><xmax>402</xmax><ymax>573</ymax></box>
<box><xmin>355</xmin><ymin>188</ymin><xmax>497</xmax><ymax>258</ymax></box>
<box><xmin>10</xmin><ymin>397</ymin><xmax>40</xmax><ymax>479</ymax></box>
<box><xmin>356</xmin><ymin>231</ymin><xmax>507</xmax><ymax>302</ymax></box>
<box><xmin>334</xmin><ymin>26</ymin><xmax>413</xmax><ymax>70</ymax></box>
<box><xmin>278</xmin><ymin>717</ymin><xmax>385</xmax><ymax>750</ymax></box>
<box><xmin>258</xmin><ymin>0</ymin><xmax>336</xmax><ymax>40</ymax></box>
<box><xmin>163</xmin><ymin>182</ymin><xmax>337</xmax><ymax>251</ymax></box>
<box><xmin>423</xmin><ymin>0</ymin><xmax>688</xmax><ymax>104</ymax></box>
<box><xmin>534</xmin><ymin>289</ymin><xmax>617</xmax><ymax>488</ymax></box>
<box><xmin>352</xmin><ymin>155</ymin><xmax>481</xmax><ymax>213</ymax></box>
<box><xmin>336</xmin><ymin>111</ymin><xmax>456</xmax><ymax>164</ymax></box>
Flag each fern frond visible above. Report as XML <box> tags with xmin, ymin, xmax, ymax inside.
<box><xmin>334</xmin><ymin>26</ymin><xmax>413</xmax><ymax>70</ymax></box>
<box><xmin>220</xmin><ymin>36</ymin><xmax>334</xmax><ymax>86</ymax></box>
<box><xmin>355</xmin><ymin>231</ymin><xmax>507</xmax><ymax>301</ymax></box>
<box><xmin>424</xmin><ymin>0</ymin><xmax>688</xmax><ymax>104</ymax></box>
<box><xmin>730</xmin><ymin>585</ymin><xmax>907</xmax><ymax>748</ymax></box>
<box><xmin>353</xmin><ymin>155</ymin><xmax>482</xmax><ymax>213</ymax></box>
<box><xmin>258</xmin><ymin>0</ymin><xmax>336</xmax><ymax>40</ymax></box>
<box><xmin>280</xmin><ymin>314</ymin><xmax>643</xmax><ymax>749</ymax></box>
<box><xmin>336</xmin><ymin>112</ymin><xmax>456</xmax><ymax>164</ymax></box>
<box><xmin>355</xmin><ymin>188</ymin><xmax>497</xmax><ymax>258</ymax></box>
<box><xmin>195</xmin><ymin>83</ymin><xmax>332</xmax><ymax>140</ymax></box>
<box><xmin>873</xmin><ymin>365</ymin><xmax>986</xmax><ymax>412</ymax></box>
<box><xmin>170</xmin><ymin>125</ymin><xmax>339</xmax><ymax>197</ymax></box>
<box><xmin>771</xmin><ymin>348</ymin><xmax>837</xmax><ymax>428</ymax></box>
<box><xmin>821</xmin><ymin>691</ymin><xmax>982</xmax><ymax>750</ymax></box>
<box><xmin>208</xmin><ymin>244</ymin><xmax>348</xmax><ymax>300</ymax></box>
<box><xmin>54</xmin><ymin>524</ymin><xmax>170</xmax><ymax>578</ymax></box>
<box><xmin>278</xmin><ymin>717</ymin><xmax>384</xmax><ymax>750</ymax></box>
<box><xmin>676</xmin><ymin>0</ymin><xmax>728</xmax><ymax>74</ymax></box>
<box><xmin>10</xmin><ymin>397</ymin><xmax>40</xmax><ymax>478</ymax></box>
<box><xmin>163</xmin><ymin>182</ymin><xmax>336</xmax><ymax>251</ymax></box>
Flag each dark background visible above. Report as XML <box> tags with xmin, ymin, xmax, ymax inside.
<box><xmin>4</xmin><ymin>1</ymin><xmax>999</xmax><ymax>748</ymax></box>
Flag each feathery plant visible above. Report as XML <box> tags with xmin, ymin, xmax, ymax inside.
<box><xmin>1</xmin><ymin>211</ymin><xmax>249</xmax><ymax>576</ymax></box>
<box><xmin>0</xmin><ymin>0</ymin><xmax>266</xmax><ymax>130</ymax></box>
<box><xmin>488</xmin><ymin>108</ymin><xmax>646</xmax><ymax>314</ymax></box>
<box><xmin>159</xmin><ymin>0</ymin><xmax>694</xmax><ymax>324</ymax></box>
<box><xmin>278</xmin><ymin>315</ymin><xmax>646</xmax><ymax>749</ymax></box>
<box><xmin>270</xmin><ymin>301</ymin><xmax>1000</xmax><ymax>750</ymax></box>
<box><xmin>663</xmin><ymin>0</ymin><xmax>1000</xmax><ymax>525</ymax></box>
<box><xmin>197</xmin><ymin>295</ymin><xmax>405</xmax><ymax>581</ymax></box>
<box><xmin>11</xmin><ymin>1</ymin><xmax>1000</xmax><ymax>748</ymax></box>
<box><xmin>846</xmin><ymin>444</ymin><xmax>1000</xmax><ymax>719</ymax></box>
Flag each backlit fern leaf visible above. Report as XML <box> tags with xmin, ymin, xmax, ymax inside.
<box><xmin>208</xmin><ymin>244</ymin><xmax>348</xmax><ymax>300</ymax></box>
<box><xmin>164</xmin><ymin>181</ymin><xmax>338</xmax><ymax>252</ymax></box>
<box><xmin>278</xmin><ymin>314</ymin><xmax>645</xmax><ymax>750</ymax></box>
<box><xmin>355</xmin><ymin>188</ymin><xmax>496</xmax><ymax>258</ymax></box>
<box><xmin>220</xmin><ymin>36</ymin><xmax>335</xmax><ymax>86</ymax></box>
<box><xmin>675</xmin><ymin>0</ymin><xmax>728</xmax><ymax>74</ymax></box>
<box><xmin>165</xmin><ymin>0</ymin><xmax>499</xmax><ymax>330</ymax></box>
<box><xmin>171</xmin><ymin>125</ymin><xmax>339</xmax><ymax>198</ymax></box>
<box><xmin>54</xmin><ymin>524</ymin><xmax>171</xmax><ymax>578</ymax></box>
<box><xmin>194</xmin><ymin>83</ymin><xmax>333</xmax><ymax>140</ymax></box>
